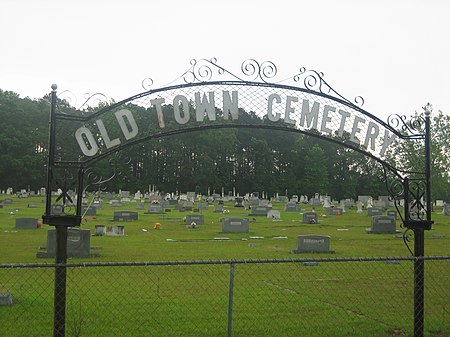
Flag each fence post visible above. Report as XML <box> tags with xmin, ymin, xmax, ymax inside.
<box><xmin>227</xmin><ymin>262</ymin><xmax>235</xmax><ymax>337</ymax></box>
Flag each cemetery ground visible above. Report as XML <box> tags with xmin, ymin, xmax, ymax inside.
<box><xmin>0</xmin><ymin>196</ymin><xmax>449</xmax><ymax>337</ymax></box>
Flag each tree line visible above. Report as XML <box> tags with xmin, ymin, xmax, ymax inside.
<box><xmin>0</xmin><ymin>88</ymin><xmax>448</xmax><ymax>201</ymax></box>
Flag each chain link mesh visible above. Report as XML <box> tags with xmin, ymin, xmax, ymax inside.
<box><xmin>1</xmin><ymin>257</ymin><xmax>448</xmax><ymax>337</ymax></box>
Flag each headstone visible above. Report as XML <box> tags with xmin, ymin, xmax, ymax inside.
<box><xmin>109</xmin><ymin>200</ymin><xmax>122</xmax><ymax>207</ymax></box>
<box><xmin>250</xmin><ymin>206</ymin><xmax>269</xmax><ymax>216</ymax></box>
<box><xmin>249</xmin><ymin>197</ymin><xmax>259</xmax><ymax>206</ymax></box>
<box><xmin>221</xmin><ymin>217</ymin><xmax>249</xmax><ymax>233</ymax></box>
<box><xmin>323</xmin><ymin>197</ymin><xmax>332</xmax><ymax>209</ymax></box>
<box><xmin>366</xmin><ymin>215</ymin><xmax>397</xmax><ymax>234</ymax></box>
<box><xmin>214</xmin><ymin>205</ymin><xmax>223</xmax><ymax>213</ymax></box>
<box><xmin>82</xmin><ymin>206</ymin><xmax>97</xmax><ymax>216</ymax></box>
<box><xmin>94</xmin><ymin>225</ymin><xmax>106</xmax><ymax>236</ymax></box>
<box><xmin>0</xmin><ymin>293</ymin><xmax>13</xmax><ymax>306</ymax></box>
<box><xmin>386</xmin><ymin>210</ymin><xmax>397</xmax><ymax>219</ymax></box>
<box><xmin>328</xmin><ymin>208</ymin><xmax>343</xmax><ymax>215</ymax></box>
<box><xmin>358</xmin><ymin>195</ymin><xmax>370</xmax><ymax>205</ymax></box>
<box><xmin>51</xmin><ymin>204</ymin><xmax>64</xmax><ymax>215</ymax></box>
<box><xmin>15</xmin><ymin>218</ymin><xmax>38</xmax><ymax>229</ymax></box>
<box><xmin>234</xmin><ymin>197</ymin><xmax>244</xmax><ymax>207</ymax></box>
<box><xmin>285</xmin><ymin>202</ymin><xmax>299</xmax><ymax>212</ymax></box>
<box><xmin>27</xmin><ymin>203</ymin><xmax>38</xmax><ymax>208</ymax></box>
<box><xmin>113</xmin><ymin>211</ymin><xmax>138</xmax><ymax>221</ymax></box>
<box><xmin>105</xmin><ymin>225</ymin><xmax>125</xmax><ymax>236</ymax></box>
<box><xmin>3</xmin><ymin>198</ymin><xmax>13</xmax><ymax>204</ymax></box>
<box><xmin>302</xmin><ymin>212</ymin><xmax>318</xmax><ymax>224</ymax></box>
<box><xmin>183</xmin><ymin>201</ymin><xmax>194</xmax><ymax>211</ymax></box>
<box><xmin>435</xmin><ymin>200</ymin><xmax>444</xmax><ymax>207</ymax></box>
<box><xmin>367</xmin><ymin>207</ymin><xmax>384</xmax><ymax>216</ymax></box>
<box><xmin>293</xmin><ymin>235</ymin><xmax>334</xmax><ymax>253</ymax></box>
<box><xmin>38</xmin><ymin>228</ymin><xmax>92</xmax><ymax>258</ymax></box>
<box><xmin>197</xmin><ymin>202</ymin><xmax>208</xmax><ymax>211</ymax></box>
<box><xmin>444</xmin><ymin>204</ymin><xmax>450</xmax><ymax>216</ymax></box>
<box><xmin>267</xmin><ymin>210</ymin><xmax>281</xmax><ymax>219</ymax></box>
<box><xmin>357</xmin><ymin>201</ymin><xmax>363</xmax><ymax>213</ymax></box>
<box><xmin>145</xmin><ymin>204</ymin><xmax>164</xmax><ymax>214</ymax></box>
<box><xmin>135</xmin><ymin>203</ymin><xmax>145</xmax><ymax>210</ymax></box>
<box><xmin>185</xmin><ymin>214</ymin><xmax>204</xmax><ymax>225</ymax></box>
<box><xmin>309</xmin><ymin>197</ymin><xmax>321</xmax><ymax>206</ymax></box>
<box><xmin>291</xmin><ymin>195</ymin><xmax>299</xmax><ymax>203</ymax></box>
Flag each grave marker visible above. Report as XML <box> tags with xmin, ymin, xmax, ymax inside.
<box><xmin>113</xmin><ymin>211</ymin><xmax>138</xmax><ymax>221</ymax></box>
<box><xmin>293</xmin><ymin>235</ymin><xmax>334</xmax><ymax>253</ymax></box>
<box><xmin>366</xmin><ymin>215</ymin><xmax>397</xmax><ymax>234</ymax></box>
<box><xmin>302</xmin><ymin>212</ymin><xmax>318</xmax><ymax>224</ymax></box>
<box><xmin>15</xmin><ymin>218</ymin><xmax>38</xmax><ymax>229</ymax></box>
<box><xmin>221</xmin><ymin>217</ymin><xmax>249</xmax><ymax>233</ymax></box>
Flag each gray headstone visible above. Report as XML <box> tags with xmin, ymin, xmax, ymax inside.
<box><xmin>293</xmin><ymin>235</ymin><xmax>334</xmax><ymax>253</ymax></box>
<box><xmin>135</xmin><ymin>203</ymin><xmax>145</xmax><ymax>210</ymax></box>
<box><xmin>366</xmin><ymin>215</ymin><xmax>397</xmax><ymax>234</ymax></box>
<box><xmin>302</xmin><ymin>212</ymin><xmax>318</xmax><ymax>224</ymax></box>
<box><xmin>214</xmin><ymin>205</ymin><xmax>223</xmax><ymax>213</ymax></box>
<box><xmin>386</xmin><ymin>210</ymin><xmax>397</xmax><ymax>219</ymax></box>
<box><xmin>0</xmin><ymin>293</ymin><xmax>13</xmax><ymax>306</ymax></box>
<box><xmin>250</xmin><ymin>206</ymin><xmax>269</xmax><ymax>216</ymax></box>
<box><xmin>15</xmin><ymin>218</ymin><xmax>38</xmax><ymax>229</ymax></box>
<box><xmin>82</xmin><ymin>206</ymin><xmax>97</xmax><ymax>216</ymax></box>
<box><xmin>146</xmin><ymin>204</ymin><xmax>164</xmax><ymax>214</ymax></box>
<box><xmin>221</xmin><ymin>217</ymin><xmax>249</xmax><ymax>233</ymax></box>
<box><xmin>267</xmin><ymin>210</ymin><xmax>281</xmax><ymax>219</ymax></box>
<box><xmin>113</xmin><ymin>211</ymin><xmax>138</xmax><ymax>221</ymax></box>
<box><xmin>94</xmin><ymin>225</ymin><xmax>106</xmax><ymax>236</ymax></box>
<box><xmin>444</xmin><ymin>204</ymin><xmax>450</xmax><ymax>216</ymax></box>
<box><xmin>367</xmin><ymin>207</ymin><xmax>384</xmax><ymax>216</ymax></box>
<box><xmin>185</xmin><ymin>214</ymin><xmax>204</xmax><ymax>225</ymax></box>
<box><xmin>39</xmin><ymin>228</ymin><xmax>91</xmax><ymax>258</ymax></box>
<box><xmin>309</xmin><ymin>198</ymin><xmax>321</xmax><ymax>206</ymax></box>
<box><xmin>51</xmin><ymin>204</ymin><xmax>64</xmax><ymax>215</ymax></box>
<box><xmin>327</xmin><ymin>208</ymin><xmax>343</xmax><ymax>215</ymax></box>
<box><xmin>285</xmin><ymin>202</ymin><xmax>299</xmax><ymax>212</ymax></box>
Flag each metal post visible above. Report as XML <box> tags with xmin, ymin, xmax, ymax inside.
<box><xmin>45</xmin><ymin>84</ymin><xmax>58</xmax><ymax>218</ymax></box>
<box><xmin>54</xmin><ymin>225</ymin><xmax>68</xmax><ymax>337</ymax></box>
<box><xmin>227</xmin><ymin>262</ymin><xmax>235</xmax><ymax>337</ymax></box>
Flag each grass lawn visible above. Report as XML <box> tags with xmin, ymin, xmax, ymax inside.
<box><xmin>0</xmin><ymin>195</ymin><xmax>449</xmax><ymax>336</ymax></box>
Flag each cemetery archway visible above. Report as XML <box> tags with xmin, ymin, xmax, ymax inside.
<box><xmin>43</xmin><ymin>58</ymin><xmax>433</xmax><ymax>337</ymax></box>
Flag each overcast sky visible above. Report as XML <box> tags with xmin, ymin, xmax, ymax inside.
<box><xmin>1</xmin><ymin>0</ymin><xmax>449</xmax><ymax>121</ymax></box>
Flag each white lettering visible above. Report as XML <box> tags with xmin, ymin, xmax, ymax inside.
<box><xmin>151</xmin><ymin>98</ymin><xmax>165</xmax><ymax>128</ymax></box>
<box><xmin>96</xmin><ymin>119</ymin><xmax>120</xmax><ymax>148</ymax></box>
<box><xmin>173</xmin><ymin>95</ymin><xmax>190</xmax><ymax>124</ymax></box>
<box><xmin>284</xmin><ymin>96</ymin><xmax>297</xmax><ymax>125</ymax></box>
<box><xmin>380</xmin><ymin>130</ymin><xmax>397</xmax><ymax>156</ymax></box>
<box><xmin>364</xmin><ymin>122</ymin><xmax>380</xmax><ymax>151</ymax></box>
<box><xmin>75</xmin><ymin>127</ymin><xmax>99</xmax><ymax>156</ymax></box>
<box><xmin>321</xmin><ymin>105</ymin><xmax>334</xmax><ymax>134</ymax></box>
<box><xmin>223</xmin><ymin>91</ymin><xmax>239</xmax><ymax>120</ymax></box>
<box><xmin>337</xmin><ymin>109</ymin><xmax>350</xmax><ymax>137</ymax></box>
<box><xmin>115</xmin><ymin>109</ymin><xmax>138</xmax><ymax>140</ymax></box>
<box><xmin>350</xmin><ymin>116</ymin><xmax>366</xmax><ymax>144</ymax></box>
<box><xmin>267</xmin><ymin>94</ymin><xmax>281</xmax><ymax>122</ymax></box>
<box><xmin>300</xmin><ymin>99</ymin><xmax>319</xmax><ymax>129</ymax></box>
<box><xmin>195</xmin><ymin>92</ymin><xmax>216</xmax><ymax>122</ymax></box>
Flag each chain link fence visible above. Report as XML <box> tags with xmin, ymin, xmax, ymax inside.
<box><xmin>1</xmin><ymin>256</ymin><xmax>449</xmax><ymax>337</ymax></box>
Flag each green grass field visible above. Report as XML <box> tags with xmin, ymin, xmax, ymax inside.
<box><xmin>0</xmin><ymin>195</ymin><xmax>449</xmax><ymax>337</ymax></box>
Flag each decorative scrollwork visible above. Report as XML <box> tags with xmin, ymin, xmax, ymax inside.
<box><xmin>403</xmin><ymin>228</ymin><xmax>414</xmax><ymax>256</ymax></box>
<box><xmin>57</xmin><ymin>90</ymin><xmax>78</xmax><ymax>107</ymax></box>
<box><xmin>293</xmin><ymin>68</ymin><xmax>365</xmax><ymax>107</ymax></box>
<box><xmin>387</xmin><ymin>114</ymin><xmax>425</xmax><ymax>136</ymax></box>
<box><xmin>241</xmin><ymin>59</ymin><xmax>277</xmax><ymax>82</ymax></box>
<box><xmin>141</xmin><ymin>77</ymin><xmax>154</xmax><ymax>91</ymax></box>
<box><xmin>79</xmin><ymin>93</ymin><xmax>109</xmax><ymax>111</ymax></box>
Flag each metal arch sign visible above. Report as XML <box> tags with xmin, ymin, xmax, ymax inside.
<box><xmin>54</xmin><ymin>58</ymin><xmax>410</xmax><ymax>173</ymax></box>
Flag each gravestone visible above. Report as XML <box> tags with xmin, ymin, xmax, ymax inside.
<box><xmin>185</xmin><ymin>214</ymin><xmax>204</xmax><ymax>225</ymax></box>
<box><xmin>302</xmin><ymin>212</ymin><xmax>318</xmax><ymax>224</ymax></box>
<box><xmin>82</xmin><ymin>206</ymin><xmax>97</xmax><ymax>216</ymax></box>
<box><xmin>183</xmin><ymin>201</ymin><xmax>194</xmax><ymax>211</ymax></box>
<box><xmin>145</xmin><ymin>204</ymin><xmax>164</xmax><ymax>214</ymax></box>
<box><xmin>38</xmin><ymin>228</ymin><xmax>92</xmax><ymax>258</ymax></box>
<box><xmin>221</xmin><ymin>217</ymin><xmax>249</xmax><ymax>233</ymax></box>
<box><xmin>293</xmin><ymin>235</ymin><xmax>334</xmax><ymax>253</ymax></box>
<box><xmin>109</xmin><ymin>200</ymin><xmax>122</xmax><ymax>207</ymax></box>
<box><xmin>323</xmin><ymin>197</ymin><xmax>332</xmax><ymax>210</ymax></box>
<box><xmin>51</xmin><ymin>204</ymin><xmax>64</xmax><ymax>215</ymax></box>
<box><xmin>3</xmin><ymin>199</ymin><xmax>12</xmax><ymax>204</ymax></box>
<box><xmin>197</xmin><ymin>202</ymin><xmax>208</xmax><ymax>211</ymax></box>
<box><xmin>94</xmin><ymin>225</ymin><xmax>106</xmax><ymax>236</ymax></box>
<box><xmin>367</xmin><ymin>207</ymin><xmax>384</xmax><ymax>216</ymax></box>
<box><xmin>285</xmin><ymin>202</ymin><xmax>299</xmax><ymax>212</ymax></box>
<box><xmin>0</xmin><ymin>293</ymin><xmax>13</xmax><ymax>306</ymax></box>
<box><xmin>357</xmin><ymin>201</ymin><xmax>363</xmax><ymax>213</ymax></box>
<box><xmin>135</xmin><ymin>203</ymin><xmax>145</xmax><ymax>210</ymax></box>
<box><xmin>27</xmin><ymin>203</ymin><xmax>38</xmax><ymax>208</ymax></box>
<box><xmin>106</xmin><ymin>225</ymin><xmax>125</xmax><ymax>236</ymax></box>
<box><xmin>328</xmin><ymin>208</ymin><xmax>343</xmax><ymax>215</ymax></box>
<box><xmin>15</xmin><ymin>218</ymin><xmax>38</xmax><ymax>229</ymax></box>
<box><xmin>366</xmin><ymin>215</ymin><xmax>397</xmax><ymax>234</ymax></box>
<box><xmin>386</xmin><ymin>210</ymin><xmax>397</xmax><ymax>219</ymax></box>
<box><xmin>214</xmin><ymin>205</ymin><xmax>223</xmax><ymax>213</ymax></box>
<box><xmin>234</xmin><ymin>197</ymin><xmax>244</xmax><ymax>207</ymax></box>
<box><xmin>168</xmin><ymin>199</ymin><xmax>178</xmax><ymax>206</ymax></box>
<box><xmin>248</xmin><ymin>197</ymin><xmax>259</xmax><ymax>206</ymax></box>
<box><xmin>250</xmin><ymin>206</ymin><xmax>269</xmax><ymax>216</ymax></box>
<box><xmin>113</xmin><ymin>211</ymin><xmax>138</xmax><ymax>221</ymax></box>
<box><xmin>309</xmin><ymin>198</ymin><xmax>321</xmax><ymax>206</ymax></box>
<box><xmin>444</xmin><ymin>204</ymin><xmax>450</xmax><ymax>216</ymax></box>
<box><xmin>291</xmin><ymin>195</ymin><xmax>299</xmax><ymax>203</ymax></box>
<box><xmin>267</xmin><ymin>210</ymin><xmax>281</xmax><ymax>219</ymax></box>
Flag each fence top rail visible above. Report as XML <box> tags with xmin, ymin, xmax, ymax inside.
<box><xmin>1</xmin><ymin>256</ymin><xmax>449</xmax><ymax>269</ymax></box>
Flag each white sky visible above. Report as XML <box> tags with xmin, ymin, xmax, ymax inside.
<box><xmin>1</xmin><ymin>0</ymin><xmax>449</xmax><ymax>121</ymax></box>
